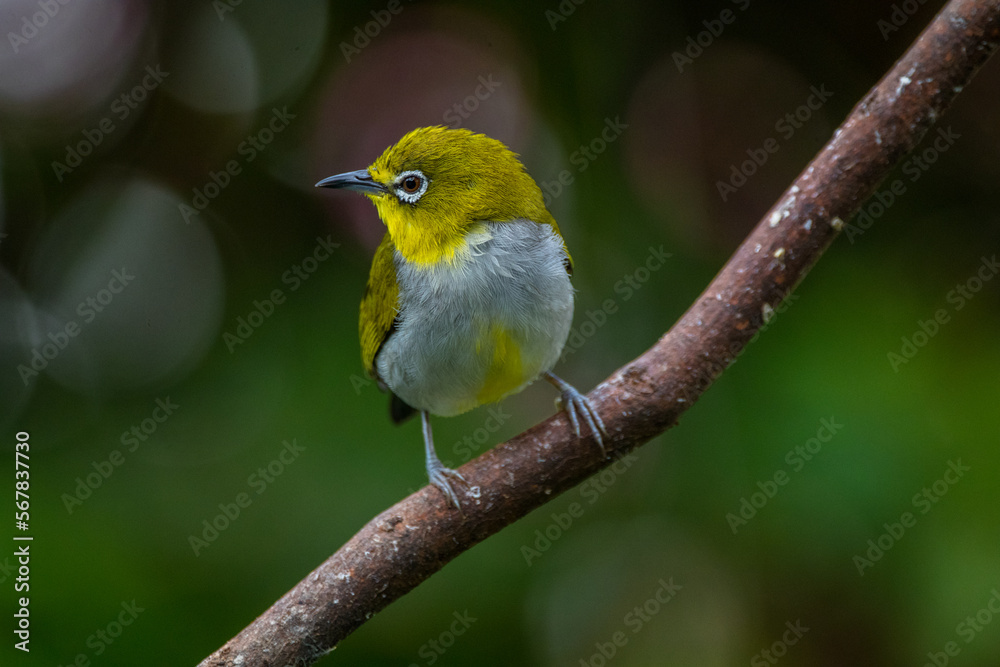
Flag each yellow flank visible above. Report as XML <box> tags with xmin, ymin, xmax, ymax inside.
<box><xmin>476</xmin><ymin>325</ymin><xmax>525</xmax><ymax>405</ymax></box>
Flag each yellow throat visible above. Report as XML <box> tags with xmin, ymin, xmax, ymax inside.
<box><xmin>351</xmin><ymin>126</ymin><xmax>568</xmax><ymax>266</ymax></box>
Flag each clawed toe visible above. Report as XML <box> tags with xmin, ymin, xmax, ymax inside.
<box><xmin>545</xmin><ymin>372</ymin><xmax>608</xmax><ymax>454</ymax></box>
<box><xmin>562</xmin><ymin>389</ymin><xmax>608</xmax><ymax>453</ymax></box>
<box><xmin>428</xmin><ymin>465</ymin><xmax>467</xmax><ymax>508</ymax></box>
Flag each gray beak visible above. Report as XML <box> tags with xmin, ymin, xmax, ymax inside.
<box><xmin>315</xmin><ymin>169</ymin><xmax>386</xmax><ymax>195</ymax></box>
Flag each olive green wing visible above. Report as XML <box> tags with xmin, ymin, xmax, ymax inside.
<box><xmin>536</xmin><ymin>206</ymin><xmax>574</xmax><ymax>275</ymax></box>
<box><xmin>360</xmin><ymin>235</ymin><xmax>418</xmax><ymax>424</ymax></box>
<box><xmin>359</xmin><ymin>234</ymin><xmax>400</xmax><ymax>379</ymax></box>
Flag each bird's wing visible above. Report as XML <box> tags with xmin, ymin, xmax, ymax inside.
<box><xmin>537</xmin><ymin>209</ymin><xmax>573</xmax><ymax>275</ymax></box>
<box><xmin>360</xmin><ymin>236</ymin><xmax>419</xmax><ymax>424</ymax></box>
<box><xmin>359</xmin><ymin>234</ymin><xmax>400</xmax><ymax>378</ymax></box>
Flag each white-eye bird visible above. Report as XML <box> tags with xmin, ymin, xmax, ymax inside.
<box><xmin>316</xmin><ymin>126</ymin><xmax>606</xmax><ymax>507</ymax></box>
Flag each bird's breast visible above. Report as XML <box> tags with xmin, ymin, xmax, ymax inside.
<box><xmin>377</xmin><ymin>219</ymin><xmax>574</xmax><ymax>416</ymax></box>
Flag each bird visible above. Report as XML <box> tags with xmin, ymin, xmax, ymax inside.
<box><xmin>316</xmin><ymin>126</ymin><xmax>606</xmax><ymax>507</ymax></box>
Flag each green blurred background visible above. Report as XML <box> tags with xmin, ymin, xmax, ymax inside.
<box><xmin>2</xmin><ymin>0</ymin><xmax>999</xmax><ymax>665</ymax></box>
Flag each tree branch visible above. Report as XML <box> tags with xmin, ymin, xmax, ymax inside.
<box><xmin>200</xmin><ymin>2</ymin><xmax>1000</xmax><ymax>664</ymax></box>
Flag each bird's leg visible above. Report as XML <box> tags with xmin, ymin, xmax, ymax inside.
<box><xmin>544</xmin><ymin>371</ymin><xmax>608</xmax><ymax>454</ymax></box>
<box><xmin>422</xmin><ymin>411</ymin><xmax>467</xmax><ymax>508</ymax></box>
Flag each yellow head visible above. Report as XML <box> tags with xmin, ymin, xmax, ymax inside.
<box><xmin>316</xmin><ymin>126</ymin><xmax>564</xmax><ymax>266</ymax></box>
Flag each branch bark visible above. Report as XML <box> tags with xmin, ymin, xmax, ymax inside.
<box><xmin>201</xmin><ymin>2</ymin><xmax>1000</xmax><ymax>664</ymax></box>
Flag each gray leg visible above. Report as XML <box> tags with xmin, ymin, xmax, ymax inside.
<box><xmin>422</xmin><ymin>411</ymin><xmax>467</xmax><ymax>507</ymax></box>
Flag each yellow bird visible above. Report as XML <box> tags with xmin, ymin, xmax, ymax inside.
<box><xmin>316</xmin><ymin>126</ymin><xmax>606</xmax><ymax>506</ymax></box>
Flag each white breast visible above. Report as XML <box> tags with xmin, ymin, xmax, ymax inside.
<box><xmin>376</xmin><ymin>220</ymin><xmax>574</xmax><ymax>417</ymax></box>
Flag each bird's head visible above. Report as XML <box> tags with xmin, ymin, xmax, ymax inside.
<box><xmin>317</xmin><ymin>126</ymin><xmax>560</xmax><ymax>266</ymax></box>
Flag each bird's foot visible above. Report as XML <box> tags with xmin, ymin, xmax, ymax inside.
<box><xmin>545</xmin><ymin>372</ymin><xmax>608</xmax><ymax>454</ymax></box>
<box><xmin>427</xmin><ymin>459</ymin><xmax>468</xmax><ymax>508</ymax></box>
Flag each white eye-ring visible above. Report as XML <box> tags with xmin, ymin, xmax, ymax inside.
<box><xmin>394</xmin><ymin>170</ymin><xmax>429</xmax><ymax>204</ymax></box>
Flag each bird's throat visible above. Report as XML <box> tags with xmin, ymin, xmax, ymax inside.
<box><xmin>383</xmin><ymin>209</ymin><xmax>490</xmax><ymax>267</ymax></box>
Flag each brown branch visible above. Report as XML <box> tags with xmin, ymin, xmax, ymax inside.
<box><xmin>200</xmin><ymin>2</ymin><xmax>1000</xmax><ymax>664</ymax></box>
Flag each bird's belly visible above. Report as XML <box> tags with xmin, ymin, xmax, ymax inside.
<box><xmin>376</xmin><ymin>221</ymin><xmax>573</xmax><ymax>417</ymax></box>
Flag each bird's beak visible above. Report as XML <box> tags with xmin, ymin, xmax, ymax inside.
<box><xmin>314</xmin><ymin>169</ymin><xmax>387</xmax><ymax>195</ymax></box>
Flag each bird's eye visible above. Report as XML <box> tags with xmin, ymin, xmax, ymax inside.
<box><xmin>402</xmin><ymin>175</ymin><xmax>422</xmax><ymax>193</ymax></box>
<box><xmin>395</xmin><ymin>170</ymin><xmax>428</xmax><ymax>203</ymax></box>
